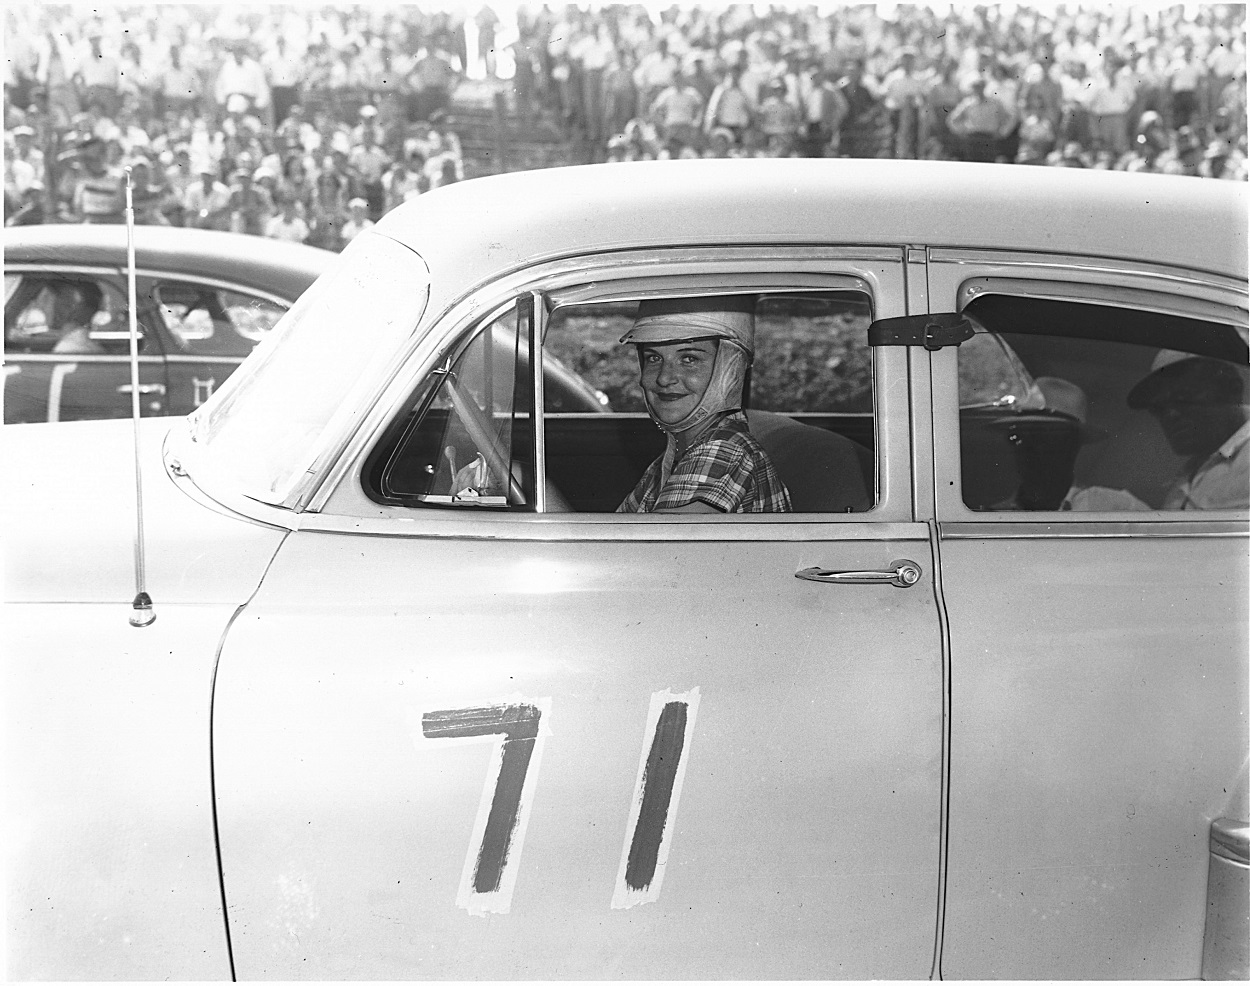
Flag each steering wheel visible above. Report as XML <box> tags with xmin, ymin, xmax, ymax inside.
<box><xmin>444</xmin><ymin>374</ymin><xmax>574</xmax><ymax>512</ymax></box>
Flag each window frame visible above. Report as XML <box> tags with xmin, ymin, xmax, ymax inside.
<box><xmin>313</xmin><ymin>246</ymin><xmax>915</xmax><ymax>530</ymax></box>
<box><xmin>927</xmin><ymin>250</ymin><xmax>1250</xmax><ymax>529</ymax></box>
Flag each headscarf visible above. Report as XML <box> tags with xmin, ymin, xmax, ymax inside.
<box><xmin>620</xmin><ymin>295</ymin><xmax>755</xmax><ymax>435</ymax></box>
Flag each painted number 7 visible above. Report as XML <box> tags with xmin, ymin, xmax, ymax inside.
<box><xmin>422</xmin><ymin>688</ymin><xmax>699</xmax><ymax>915</ymax></box>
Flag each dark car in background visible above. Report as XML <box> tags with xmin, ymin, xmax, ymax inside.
<box><xmin>3</xmin><ymin>225</ymin><xmax>336</xmax><ymax>423</ymax></box>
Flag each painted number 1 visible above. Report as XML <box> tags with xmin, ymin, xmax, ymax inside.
<box><xmin>423</xmin><ymin>689</ymin><xmax>699</xmax><ymax>915</ymax></box>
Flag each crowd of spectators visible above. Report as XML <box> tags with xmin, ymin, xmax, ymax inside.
<box><xmin>4</xmin><ymin>4</ymin><xmax>470</xmax><ymax>245</ymax></box>
<box><xmin>4</xmin><ymin>4</ymin><xmax>1246</xmax><ymax>246</ymax></box>
<box><xmin>551</xmin><ymin>4</ymin><xmax>1246</xmax><ymax>176</ymax></box>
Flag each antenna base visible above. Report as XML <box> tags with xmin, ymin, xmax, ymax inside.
<box><xmin>130</xmin><ymin>591</ymin><xmax>156</xmax><ymax>628</ymax></box>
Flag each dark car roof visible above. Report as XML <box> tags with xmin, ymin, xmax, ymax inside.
<box><xmin>3</xmin><ymin>224</ymin><xmax>336</xmax><ymax>300</ymax></box>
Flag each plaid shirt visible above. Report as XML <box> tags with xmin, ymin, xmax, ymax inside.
<box><xmin>617</xmin><ymin>412</ymin><xmax>792</xmax><ymax>514</ymax></box>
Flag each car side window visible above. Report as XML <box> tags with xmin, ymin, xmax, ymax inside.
<box><xmin>542</xmin><ymin>290</ymin><xmax>876</xmax><ymax>512</ymax></box>
<box><xmin>957</xmin><ymin>295</ymin><xmax>1249</xmax><ymax>512</ymax></box>
<box><xmin>366</xmin><ymin>298</ymin><xmax>538</xmax><ymax>508</ymax></box>
<box><xmin>4</xmin><ymin>273</ymin><xmax>147</xmax><ymax>356</ymax></box>
<box><xmin>153</xmin><ymin>281</ymin><xmax>287</xmax><ymax>357</ymax></box>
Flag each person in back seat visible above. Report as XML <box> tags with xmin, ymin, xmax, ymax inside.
<box><xmin>616</xmin><ymin>296</ymin><xmax>791</xmax><ymax>514</ymax></box>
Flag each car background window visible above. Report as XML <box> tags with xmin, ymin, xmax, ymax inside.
<box><xmin>154</xmin><ymin>281</ymin><xmax>287</xmax><ymax>358</ymax></box>
<box><xmin>956</xmin><ymin>295</ymin><xmax>1249</xmax><ymax>511</ymax></box>
<box><xmin>4</xmin><ymin>273</ymin><xmax>147</xmax><ymax>355</ymax></box>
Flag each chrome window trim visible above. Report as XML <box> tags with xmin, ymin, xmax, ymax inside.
<box><xmin>305</xmin><ymin>245</ymin><xmax>910</xmax><ymax>524</ymax></box>
<box><xmin>940</xmin><ymin>520</ymin><xmax>1249</xmax><ymax>539</ymax></box>
<box><xmin>294</xmin><ymin>512</ymin><xmax>933</xmax><ymax>544</ymax></box>
<box><xmin>927</xmin><ymin>247</ymin><xmax>1248</xmax><ymax>298</ymax></box>
<box><xmin>5</xmin><ymin>353</ymin><xmax>164</xmax><ymax>364</ymax></box>
<box><xmin>164</xmin><ymin>354</ymin><xmax>247</xmax><ymax>366</ymax></box>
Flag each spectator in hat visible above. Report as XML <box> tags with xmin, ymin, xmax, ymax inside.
<box><xmin>949</xmin><ymin>76</ymin><xmax>1014</xmax><ymax>162</ymax></box>
<box><xmin>214</xmin><ymin>41</ymin><xmax>270</xmax><ymax>119</ymax></box>
<box><xmin>648</xmin><ymin>68</ymin><xmax>705</xmax><ymax>154</ymax></box>
<box><xmin>159</xmin><ymin>44</ymin><xmax>203</xmax><ymax>121</ymax></box>
<box><xmin>126</xmin><ymin>156</ymin><xmax>169</xmax><ymax>224</ymax></box>
<box><xmin>184</xmin><ymin>164</ymin><xmax>231</xmax><ymax>230</ymax></box>
<box><xmin>77</xmin><ymin>28</ymin><xmax>121</xmax><ymax>118</ymax></box>
<box><xmin>798</xmin><ymin>67</ymin><xmax>847</xmax><ymax>158</ymax></box>
<box><xmin>757</xmin><ymin>79</ymin><xmax>800</xmax><ymax>156</ymax></box>
<box><xmin>262</xmin><ymin>33</ymin><xmax>303</xmax><ymax>128</ymax></box>
<box><xmin>341</xmin><ymin>196</ymin><xmax>374</xmax><ymax>243</ymax></box>
<box><xmin>264</xmin><ymin>191</ymin><xmax>310</xmax><ymax>243</ymax></box>
<box><xmin>70</xmin><ymin>135</ymin><xmax>124</xmax><ymax>223</ymax></box>
<box><xmin>1128</xmin><ymin>351</ymin><xmax>1249</xmax><ymax>510</ymax></box>
<box><xmin>9</xmin><ymin>125</ymin><xmax>46</xmax><ymax>186</ymax></box>
<box><xmin>881</xmin><ymin>47</ymin><xmax>929</xmax><ymax>158</ymax></box>
<box><xmin>704</xmin><ymin>61</ymin><xmax>755</xmax><ymax>148</ymax></box>
<box><xmin>616</xmin><ymin>295</ymin><xmax>790</xmax><ymax>514</ymax></box>
<box><xmin>226</xmin><ymin>167</ymin><xmax>274</xmax><ymax>235</ymax></box>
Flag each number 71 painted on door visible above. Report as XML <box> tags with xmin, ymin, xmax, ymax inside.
<box><xmin>421</xmin><ymin>688</ymin><xmax>700</xmax><ymax>916</ymax></box>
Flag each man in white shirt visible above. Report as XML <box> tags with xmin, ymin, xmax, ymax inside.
<box><xmin>1129</xmin><ymin>350</ymin><xmax>1249</xmax><ymax>510</ymax></box>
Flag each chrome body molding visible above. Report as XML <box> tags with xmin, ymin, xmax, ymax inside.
<box><xmin>939</xmin><ymin>520</ymin><xmax>1250</xmax><ymax>539</ymax></box>
<box><xmin>283</xmin><ymin>511</ymin><xmax>930</xmax><ymax>543</ymax></box>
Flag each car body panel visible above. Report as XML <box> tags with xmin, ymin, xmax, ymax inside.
<box><xmin>936</xmin><ymin>532</ymin><xmax>1248</xmax><ymax>978</ymax></box>
<box><xmin>3</xmin><ymin>418</ymin><xmax>286</xmax><ymax>604</ymax></box>
<box><xmin>5</xmin><ymin>603</ymin><xmax>234</xmax><ymax>980</ymax></box>
<box><xmin>214</xmin><ymin>528</ymin><xmax>944</xmax><ymax>979</ymax></box>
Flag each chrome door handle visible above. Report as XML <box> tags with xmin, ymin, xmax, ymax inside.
<box><xmin>116</xmin><ymin>383</ymin><xmax>167</xmax><ymax>395</ymax></box>
<box><xmin>796</xmin><ymin>559</ymin><xmax>922</xmax><ymax>588</ymax></box>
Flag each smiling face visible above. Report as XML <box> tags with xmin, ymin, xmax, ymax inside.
<box><xmin>638</xmin><ymin>339</ymin><xmax>718</xmax><ymax>428</ymax></box>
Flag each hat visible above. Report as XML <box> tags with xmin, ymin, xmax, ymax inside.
<box><xmin>348</xmin><ymin>197</ymin><xmax>368</xmax><ymax>208</ymax></box>
<box><xmin>12</xmin><ymin>125</ymin><xmax>34</xmax><ymax>138</ymax></box>
<box><xmin>1034</xmin><ymin>376</ymin><xmax>1088</xmax><ymax>427</ymax></box>
<box><xmin>359</xmin><ymin>104</ymin><xmax>378</xmax><ymax>118</ymax></box>
<box><xmin>1128</xmin><ymin>350</ymin><xmax>1245</xmax><ymax>409</ymax></box>
<box><xmin>620</xmin><ymin>295</ymin><xmax>756</xmax><ymax>355</ymax></box>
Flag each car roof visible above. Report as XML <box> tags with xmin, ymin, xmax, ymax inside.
<box><xmin>375</xmin><ymin>159</ymin><xmax>1249</xmax><ymax>287</ymax></box>
<box><xmin>3</xmin><ymin>224</ymin><xmax>335</xmax><ymax>298</ymax></box>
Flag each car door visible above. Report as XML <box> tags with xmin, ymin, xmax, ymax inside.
<box><xmin>4</xmin><ymin>266</ymin><xmax>168</xmax><ymax>423</ymax></box>
<box><xmin>924</xmin><ymin>249</ymin><xmax>1250</xmax><ymax>978</ymax></box>
<box><xmin>140</xmin><ymin>274</ymin><xmax>290</xmax><ymax>414</ymax></box>
<box><xmin>211</xmin><ymin>248</ymin><xmax>949</xmax><ymax>978</ymax></box>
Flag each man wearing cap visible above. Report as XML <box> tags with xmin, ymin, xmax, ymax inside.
<box><xmin>1128</xmin><ymin>351</ymin><xmax>1249</xmax><ymax>510</ymax></box>
<box><xmin>69</xmin><ymin>135</ymin><xmax>124</xmax><ymax>223</ymax></box>
<box><xmin>617</xmin><ymin>297</ymin><xmax>791</xmax><ymax>514</ymax></box>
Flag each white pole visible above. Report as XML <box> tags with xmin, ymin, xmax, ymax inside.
<box><xmin>124</xmin><ymin>168</ymin><xmax>155</xmax><ymax>627</ymax></box>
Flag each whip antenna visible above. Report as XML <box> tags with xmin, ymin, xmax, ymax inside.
<box><xmin>124</xmin><ymin>168</ymin><xmax>155</xmax><ymax>627</ymax></box>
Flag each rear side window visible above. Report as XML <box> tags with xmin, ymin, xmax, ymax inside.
<box><xmin>153</xmin><ymin>281</ymin><xmax>287</xmax><ymax>357</ymax></box>
<box><xmin>4</xmin><ymin>273</ymin><xmax>149</xmax><ymax>355</ymax></box>
<box><xmin>958</xmin><ymin>295</ymin><xmax>1249</xmax><ymax>512</ymax></box>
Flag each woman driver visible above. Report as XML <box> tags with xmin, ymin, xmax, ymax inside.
<box><xmin>616</xmin><ymin>295</ymin><xmax>791</xmax><ymax>514</ymax></box>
